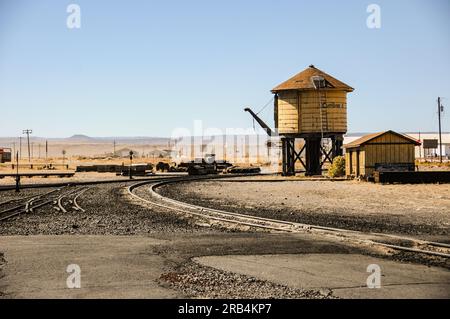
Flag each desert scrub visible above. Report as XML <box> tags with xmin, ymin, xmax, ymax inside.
<box><xmin>328</xmin><ymin>156</ymin><xmax>345</xmax><ymax>177</ymax></box>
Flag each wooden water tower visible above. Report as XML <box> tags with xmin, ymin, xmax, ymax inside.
<box><xmin>273</xmin><ymin>65</ymin><xmax>354</xmax><ymax>175</ymax></box>
<box><xmin>246</xmin><ymin>65</ymin><xmax>354</xmax><ymax>176</ymax></box>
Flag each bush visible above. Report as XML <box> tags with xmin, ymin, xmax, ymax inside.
<box><xmin>328</xmin><ymin>156</ymin><xmax>345</xmax><ymax>178</ymax></box>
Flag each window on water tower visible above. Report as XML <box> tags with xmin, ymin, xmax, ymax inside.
<box><xmin>318</xmin><ymin>79</ymin><xmax>326</xmax><ymax>88</ymax></box>
<box><xmin>311</xmin><ymin>76</ymin><xmax>328</xmax><ymax>89</ymax></box>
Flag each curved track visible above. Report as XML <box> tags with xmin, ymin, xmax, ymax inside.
<box><xmin>56</xmin><ymin>187</ymin><xmax>91</xmax><ymax>213</ymax></box>
<box><xmin>128</xmin><ymin>177</ymin><xmax>450</xmax><ymax>259</ymax></box>
<box><xmin>0</xmin><ymin>175</ymin><xmax>190</xmax><ymax>222</ymax></box>
<box><xmin>73</xmin><ymin>187</ymin><xmax>91</xmax><ymax>212</ymax></box>
<box><xmin>0</xmin><ymin>186</ymin><xmax>91</xmax><ymax>221</ymax></box>
<box><xmin>0</xmin><ymin>187</ymin><xmax>66</xmax><ymax>221</ymax></box>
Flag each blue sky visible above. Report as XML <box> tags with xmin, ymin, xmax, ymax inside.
<box><xmin>0</xmin><ymin>0</ymin><xmax>449</xmax><ymax>137</ymax></box>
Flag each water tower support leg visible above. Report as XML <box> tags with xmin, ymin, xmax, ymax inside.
<box><xmin>281</xmin><ymin>138</ymin><xmax>295</xmax><ymax>176</ymax></box>
<box><xmin>305</xmin><ymin>136</ymin><xmax>321</xmax><ymax>176</ymax></box>
<box><xmin>331</xmin><ymin>135</ymin><xmax>344</xmax><ymax>158</ymax></box>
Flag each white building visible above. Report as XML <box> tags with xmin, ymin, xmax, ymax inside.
<box><xmin>407</xmin><ymin>133</ymin><xmax>450</xmax><ymax>159</ymax></box>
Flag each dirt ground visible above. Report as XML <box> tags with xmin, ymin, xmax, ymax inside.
<box><xmin>160</xmin><ymin>177</ymin><xmax>450</xmax><ymax>238</ymax></box>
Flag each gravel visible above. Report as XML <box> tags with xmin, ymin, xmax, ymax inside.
<box><xmin>159</xmin><ymin>261</ymin><xmax>335</xmax><ymax>299</ymax></box>
<box><xmin>0</xmin><ymin>252</ymin><xmax>4</xmax><ymax>296</ymax></box>
<box><xmin>159</xmin><ymin>179</ymin><xmax>450</xmax><ymax>237</ymax></box>
<box><xmin>0</xmin><ymin>187</ymin><xmax>56</xmax><ymax>204</ymax></box>
<box><xmin>0</xmin><ymin>172</ymin><xmax>143</xmax><ymax>186</ymax></box>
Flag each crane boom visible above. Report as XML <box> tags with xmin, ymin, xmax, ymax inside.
<box><xmin>244</xmin><ymin>108</ymin><xmax>276</xmax><ymax>136</ymax></box>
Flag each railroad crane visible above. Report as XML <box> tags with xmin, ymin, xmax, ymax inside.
<box><xmin>244</xmin><ymin>108</ymin><xmax>275</xmax><ymax>137</ymax></box>
<box><xmin>245</xmin><ymin>65</ymin><xmax>354</xmax><ymax>176</ymax></box>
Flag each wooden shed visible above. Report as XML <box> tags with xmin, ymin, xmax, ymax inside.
<box><xmin>344</xmin><ymin>131</ymin><xmax>421</xmax><ymax>178</ymax></box>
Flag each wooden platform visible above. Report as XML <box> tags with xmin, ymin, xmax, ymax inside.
<box><xmin>374</xmin><ymin>171</ymin><xmax>450</xmax><ymax>184</ymax></box>
<box><xmin>10</xmin><ymin>164</ymin><xmax>69</xmax><ymax>170</ymax></box>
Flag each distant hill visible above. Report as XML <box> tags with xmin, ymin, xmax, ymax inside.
<box><xmin>0</xmin><ymin>135</ymin><xmax>172</xmax><ymax>147</ymax></box>
<box><xmin>68</xmin><ymin>134</ymin><xmax>93</xmax><ymax>141</ymax></box>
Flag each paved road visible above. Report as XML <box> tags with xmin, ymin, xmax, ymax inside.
<box><xmin>1</xmin><ymin>234</ymin><xmax>449</xmax><ymax>298</ymax></box>
<box><xmin>0</xmin><ymin>236</ymin><xmax>180</xmax><ymax>298</ymax></box>
<box><xmin>195</xmin><ymin>254</ymin><xmax>450</xmax><ymax>299</ymax></box>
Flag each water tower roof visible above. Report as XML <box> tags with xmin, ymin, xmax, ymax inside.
<box><xmin>272</xmin><ymin>65</ymin><xmax>354</xmax><ymax>93</ymax></box>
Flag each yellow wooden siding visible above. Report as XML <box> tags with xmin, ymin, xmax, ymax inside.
<box><xmin>364</xmin><ymin>132</ymin><xmax>416</xmax><ymax>165</ymax></box>
<box><xmin>277</xmin><ymin>92</ymin><xmax>298</xmax><ymax>134</ymax></box>
<box><xmin>359</xmin><ymin>150</ymin><xmax>365</xmax><ymax>176</ymax></box>
<box><xmin>345</xmin><ymin>149</ymin><xmax>364</xmax><ymax>176</ymax></box>
<box><xmin>352</xmin><ymin>151</ymin><xmax>358</xmax><ymax>175</ymax></box>
<box><xmin>345</xmin><ymin>152</ymin><xmax>351</xmax><ymax>175</ymax></box>
<box><xmin>277</xmin><ymin>90</ymin><xmax>348</xmax><ymax>134</ymax></box>
<box><xmin>299</xmin><ymin>90</ymin><xmax>347</xmax><ymax>133</ymax></box>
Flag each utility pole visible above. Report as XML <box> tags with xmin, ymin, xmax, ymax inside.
<box><xmin>418</xmin><ymin>131</ymin><xmax>422</xmax><ymax>159</ymax></box>
<box><xmin>22</xmin><ymin>129</ymin><xmax>32</xmax><ymax>163</ymax></box>
<box><xmin>38</xmin><ymin>143</ymin><xmax>41</xmax><ymax>159</ymax></box>
<box><xmin>62</xmin><ymin>150</ymin><xmax>66</xmax><ymax>166</ymax></box>
<box><xmin>45</xmin><ymin>140</ymin><xmax>48</xmax><ymax>166</ymax></box>
<box><xmin>113</xmin><ymin>140</ymin><xmax>116</xmax><ymax>157</ymax></box>
<box><xmin>129</xmin><ymin>150</ymin><xmax>134</xmax><ymax>180</ymax></box>
<box><xmin>12</xmin><ymin>142</ymin><xmax>16</xmax><ymax>162</ymax></box>
<box><xmin>15</xmin><ymin>151</ymin><xmax>20</xmax><ymax>192</ymax></box>
<box><xmin>19</xmin><ymin>136</ymin><xmax>22</xmax><ymax>160</ymax></box>
<box><xmin>438</xmin><ymin>97</ymin><xmax>443</xmax><ymax>163</ymax></box>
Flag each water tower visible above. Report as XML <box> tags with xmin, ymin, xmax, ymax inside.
<box><xmin>245</xmin><ymin>65</ymin><xmax>354</xmax><ymax>176</ymax></box>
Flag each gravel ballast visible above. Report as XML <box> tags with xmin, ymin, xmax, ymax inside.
<box><xmin>159</xmin><ymin>179</ymin><xmax>450</xmax><ymax>237</ymax></box>
<box><xmin>0</xmin><ymin>182</ymin><xmax>217</xmax><ymax>235</ymax></box>
<box><xmin>159</xmin><ymin>262</ymin><xmax>335</xmax><ymax>299</ymax></box>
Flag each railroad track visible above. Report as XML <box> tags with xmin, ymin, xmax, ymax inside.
<box><xmin>73</xmin><ymin>187</ymin><xmax>91</xmax><ymax>212</ymax></box>
<box><xmin>55</xmin><ymin>186</ymin><xmax>91</xmax><ymax>213</ymax></box>
<box><xmin>0</xmin><ymin>188</ymin><xmax>62</xmax><ymax>221</ymax></box>
<box><xmin>0</xmin><ymin>174</ymin><xmax>187</xmax><ymax>192</ymax></box>
<box><xmin>0</xmin><ymin>175</ymin><xmax>191</xmax><ymax>222</ymax></box>
<box><xmin>0</xmin><ymin>186</ymin><xmax>89</xmax><ymax>221</ymax></box>
<box><xmin>127</xmin><ymin>177</ymin><xmax>450</xmax><ymax>259</ymax></box>
<box><xmin>0</xmin><ymin>194</ymin><xmax>41</xmax><ymax>207</ymax></box>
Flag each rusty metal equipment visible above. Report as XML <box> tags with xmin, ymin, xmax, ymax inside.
<box><xmin>182</xmin><ymin>154</ymin><xmax>233</xmax><ymax>176</ymax></box>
